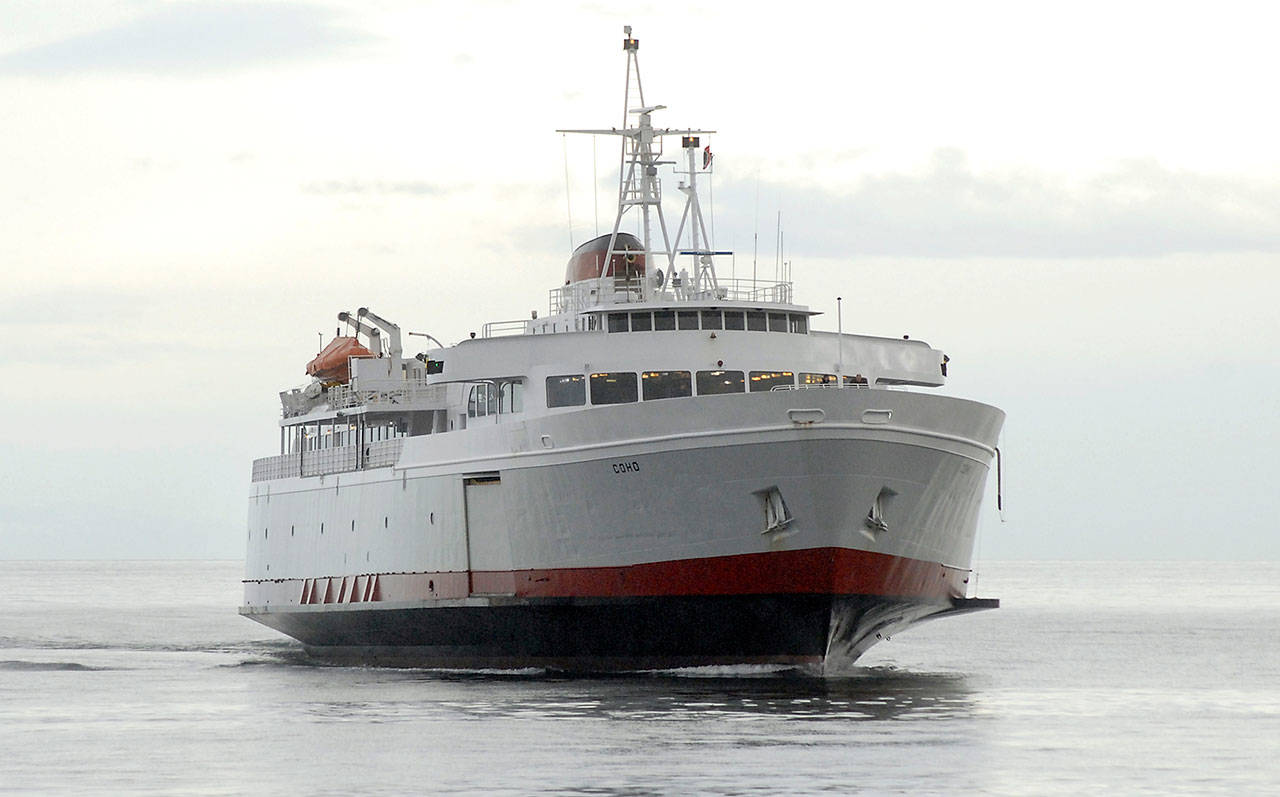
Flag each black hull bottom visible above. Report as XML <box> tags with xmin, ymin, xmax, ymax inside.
<box><xmin>243</xmin><ymin>594</ymin><xmax>996</xmax><ymax>673</ymax></box>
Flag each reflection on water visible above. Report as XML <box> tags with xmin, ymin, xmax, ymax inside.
<box><xmin>460</xmin><ymin>665</ymin><xmax>967</xmax><ymax>721</ymax></box>
<box><xmin>438</xmin><ymin>668</ymin><xmax>974</xmax><ymax>722</ymax></box>
<box><xmin>248</xmin><ymin>646</ymin><xmax>978</xmax><ymax>724</ymax></box>
<box><xmin>0</xmin><ymin>660</ymin><xmax>115</xmax><ymax>672</ymax></box>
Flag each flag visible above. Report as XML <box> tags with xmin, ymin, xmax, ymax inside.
<box><xmin>703</xmin><ymin>145</ymin><xmax>713</xmax><ymax>169</ymax></box>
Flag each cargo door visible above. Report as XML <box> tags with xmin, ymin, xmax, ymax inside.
<box><xmin>463</xmin><ymin>473</ymin><xmax>514</xmax><ymax>595</ymax></box>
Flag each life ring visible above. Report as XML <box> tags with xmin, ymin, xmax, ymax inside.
<box><xmin>654</xmin><ymin>268</ymin><xmax>665</xmax><ymax>287</ymax></box>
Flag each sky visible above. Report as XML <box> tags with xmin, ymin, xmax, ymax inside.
<box><xmin>2</xmin><ymin>0</ymin><xmax>1278</xmax><ymax>561</ymax></box>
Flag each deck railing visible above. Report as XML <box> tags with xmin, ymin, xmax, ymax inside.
<box><xmin>324</xmin><ymin>381</ymin><xmax>445</xmax><ymax>411</ymax></box>
<box><xmin>549</xmin><ymin>276</ymin><xmax>793</xmax><ymax>316</ymax></box>
<box><xmin>282</xmin><ymin>380</ymin><xmax>445</xmax><ymax>419</ymax></box>
<box><xmin>251</xmin><ymin>438</ymin><xmax>404</xmax><ymax>482</ymax></box>
<box><xmin>481</xmin><ymin>319</ymin><xmax>532</xmax><ymax>338</ymax></box>
<box><xmin>774</xmin><ymin>382</ymin><xmax>872</xmax><ymax>391</ymax></box>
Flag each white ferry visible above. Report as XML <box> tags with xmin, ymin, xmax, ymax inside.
<box><xmin>240</xmin><ymin>28</ymin><xmax>1005</xmax><ymax>673</ymax></box>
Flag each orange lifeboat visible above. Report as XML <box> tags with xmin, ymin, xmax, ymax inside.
<box><xmin>306</xmin><ymin>336</ymin><xmax>374</xmax><ymax>384</ymax></box>
<box><xmin>564</xmin><ymin>232</ymin><xmax>646</xmax><ymax>284</ymax></box>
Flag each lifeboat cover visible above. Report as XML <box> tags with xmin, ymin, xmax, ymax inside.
<box><xmin>306</xmin><ymin>336</ymin><xmax>374</xmax><ymax>383</ymax></box>
<box><xmin>565</xmin><ymin>232</ymin><xmax>646</xmax><ymax>284</ymax></box>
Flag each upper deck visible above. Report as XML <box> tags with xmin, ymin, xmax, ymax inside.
<box><xmin>548</xmin><ymin>272</ymin><xmax>794</xmax><ymax>317</ymax></box>
<box><xmin>471</xmin><ymin>273</ymin><xmax>802</xmax><ymax>338</ymax></box>
<box><xmin>254</xmin><ymin>27</ymin><xmax>957</xmax><ymax>483</ymax></box>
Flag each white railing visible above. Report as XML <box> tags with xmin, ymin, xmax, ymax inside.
<box><xmin>325</xmin><ymin>381</ymin><xmax>446</xmax><ymax>411</ymax></box>
<box><xmin>251</xmin><ymin>438</ymin><xmax>405</xmax><ymax>482</ymax></box>
<box><xmin>549</xmin><ymin>276</ymin><xmax>794</xmax><ymax>315</ymax></box>
<box><xmin>252</xmin><ymin>455</ymin><xmax>300</xmax><ymax>482</ymax></box>
<box><xmin>364</xmin><ymin>438</ymin><xmax>403</xmax><ymax>468</ymax></box>
<box><xmin>549</xmin><ymin>278</ymin><xmax>638</xmax><ymax>315</ymax></box>
<box><xmin>481</xmin><ymin>319</ymin><xmax>532</xmax><ymax>338</ymax></box>
<box><xmin>301</xmin><ymin>446</ymin><xmax>358</xmax><ymax>477</ymax></box>
<box><xmin>774</xmin><ymin>382</ymin><xmax>872</xmax><ymax>391</ymax></box>
<box><xmin>282</xmin><ymin>379</ymin><xmax>445</xmax><ymax>419</ymax></box>
<box><xmin>711</xmin><ymin>278</ymin><xmax>794</xmax><ymax>305</ymax></box>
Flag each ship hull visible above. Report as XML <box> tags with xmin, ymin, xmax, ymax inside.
<box><xmin>243</xmin><ymin>389</ymin><xmax>1003</xmax><ymax>671</ymax></box>
<box><xmin>245</xmin><ymin>589</ymin><xmax>995</xmax><ymax>673</ymax></box>
<box><xmin>242</xmin><ymin>545</ymin><xmax>997</xmax><ymax>672</ymax></box>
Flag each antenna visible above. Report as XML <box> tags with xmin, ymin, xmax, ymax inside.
<box><xmin>561</xmin><ymin>133</ymin><xmax>574</xmax><ymax>250</ymax></box>
<box><xmin>593</xmin><ymin>135</ymin><xmax>599</xmax><ymax>237</ymax></box>
<box><xmin>836</xmin><ymin>297</ymin><xmax>844</xmax><ymax>389</ymax></box>
<box><xmin>775</xmin><ymin>209</ymin><xmax>781</xmax><ymax>282</ymax></box>
<box><xmin>752</xmin><ymin>175</ymin><xmax>759</xmax><ymax>289</ymax></box>
<box><xmin>773</xmin><ymin>228</ymin><xmax>783</xmax><ymax>282</ymax></box>
<box><xmin>707</xmin><ymin>135</ymin><xmax>715</xmax><ymax>248</ymax></box>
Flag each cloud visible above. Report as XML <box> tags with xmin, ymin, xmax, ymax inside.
<box><xmin>0</xmin><ymin>287</ymin><xmax>150</xmax><ymax>325</ymax></box>
<box><xmin>723</xmin><ymin>151</ymin><xmax>1280</xmax><ymax>258</ymax></box>
<box><xmin>0</xmin><ymin>2</ymin><xmax>374</xmax><ymax>77</ymax></box>
<box><xmin>301</xmin><ymin>179</ymin><xmax>458</xmax><ymax>197</ymax></box>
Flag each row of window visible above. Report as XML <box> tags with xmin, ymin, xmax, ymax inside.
<box><xmin>546</xmin><ymin>370</ymin><xmax>859</xmax><ymax>407</ymax></box>
<box><xmin>607</xmin><ymin>309</ymin><xmax>808</xmax><ymax>334</ymax></box>
<box><xmin>283</xmin><ymin>418</ymin><xmax>403</xmax><ymax>453</ymax></box>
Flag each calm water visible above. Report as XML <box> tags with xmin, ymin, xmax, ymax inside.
<box><xmin>1</xmin><ymin>561</ymin><xmax>1277</xmax><ymax>795</ymax></box>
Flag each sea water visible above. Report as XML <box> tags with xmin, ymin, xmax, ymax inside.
<box><xmin>1</xmin><ymin>560</ymin><xmax>1276</xmax><ymax>795</ymax></box>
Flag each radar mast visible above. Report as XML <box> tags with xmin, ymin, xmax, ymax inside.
<box><xmin>558</xmin><ymin>26</ymin><xmax>723</xmax><ymax>300</ymax></box>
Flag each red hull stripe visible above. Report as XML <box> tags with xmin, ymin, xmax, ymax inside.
<box><xmin>473</xmin><ymin>547</ymin><xmax>966</xmax><ymax>600</ymax></box>
<box><xmin>249</xmin><ymin>549</ymin><xmax>970</xmax><ymax>608</ymax></box>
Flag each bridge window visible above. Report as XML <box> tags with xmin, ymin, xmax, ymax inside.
<box><xmin>642</xmin><ymin>370</ymin><xmax>692</xmax><ymax>401</ymax></box>
<box><xmin>498</xmin><ymin>380</ymin><xmax>524</xmax><ymax>413</ymax></box>
<box><xmin>723</xmin><ymin>311</ymin><xmax>745</xmax><ymax>331</ymax></box>
<box><xmin>630</xmin><ymin>311</ymin><xmax>652</xmax><ymax>331</ymax></box>
<box><xmin>696</xmin><ymin>369</ymin><xmax>745</xmax><ymax>395</ymax></box>
<box><xmin>467</xmin><ymin>383</ymin><xmax>499</xmax><ymax>417</ymax></box>
<box><xmin>700</xmin><ymin>310</ymin><xmax>722</xmax><ymax>330</ymax></box>
<box><xmin>653</xmin><ymin>310</ymin><xmax>675</xmax><ymax>331</ymax></box>
<box><xmin>746</xmin><ymin>311</ymin><xmax>767</xmax><ymax>331</ymax></box>
<box><xmin>590</xmin><ymin>372</ymin><xmax>638</xmax><ymax>405</ymax></box>
<box><xmin>801</xmin><ymin>372</ymin><xmax>837</xmax><ymax>385</ymax></box>
<box><xmin>750</xmin><ymin>370</ymin><xmax>795</xmax><ymax>392</ymax></box>
<box><xmin>789</xmin><ymin>314</ymin><xmax>808</xmax><ymax>333</ymax></box>
<box><xmin>546</xmin><ymin>374</ymin><xmax>586</xmax><ymax>407</ymax></box>
<box><xmin>607</xmin><ymin>313</ymin><xmax>629</xmax><ymax>333</ymax></box>
<box><xmin>678</xmin><ymin>311</ymin><xmax>699</xmax><ymax>330</ymax></box>
<box><xmin>768</xmin><ymin>312</ymin><xmax>788</xmax><ymax>332</ymax></box>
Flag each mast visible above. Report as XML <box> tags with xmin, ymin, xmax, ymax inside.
<box><xmin>557</xmin><ymin>26</ymin><xmax>717</xmax><ymax>301</ymax></box>
<box><xmin>672</xmin><ymin>135</ymin><xmax>722</xmax><ymax>295</ymax></box>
